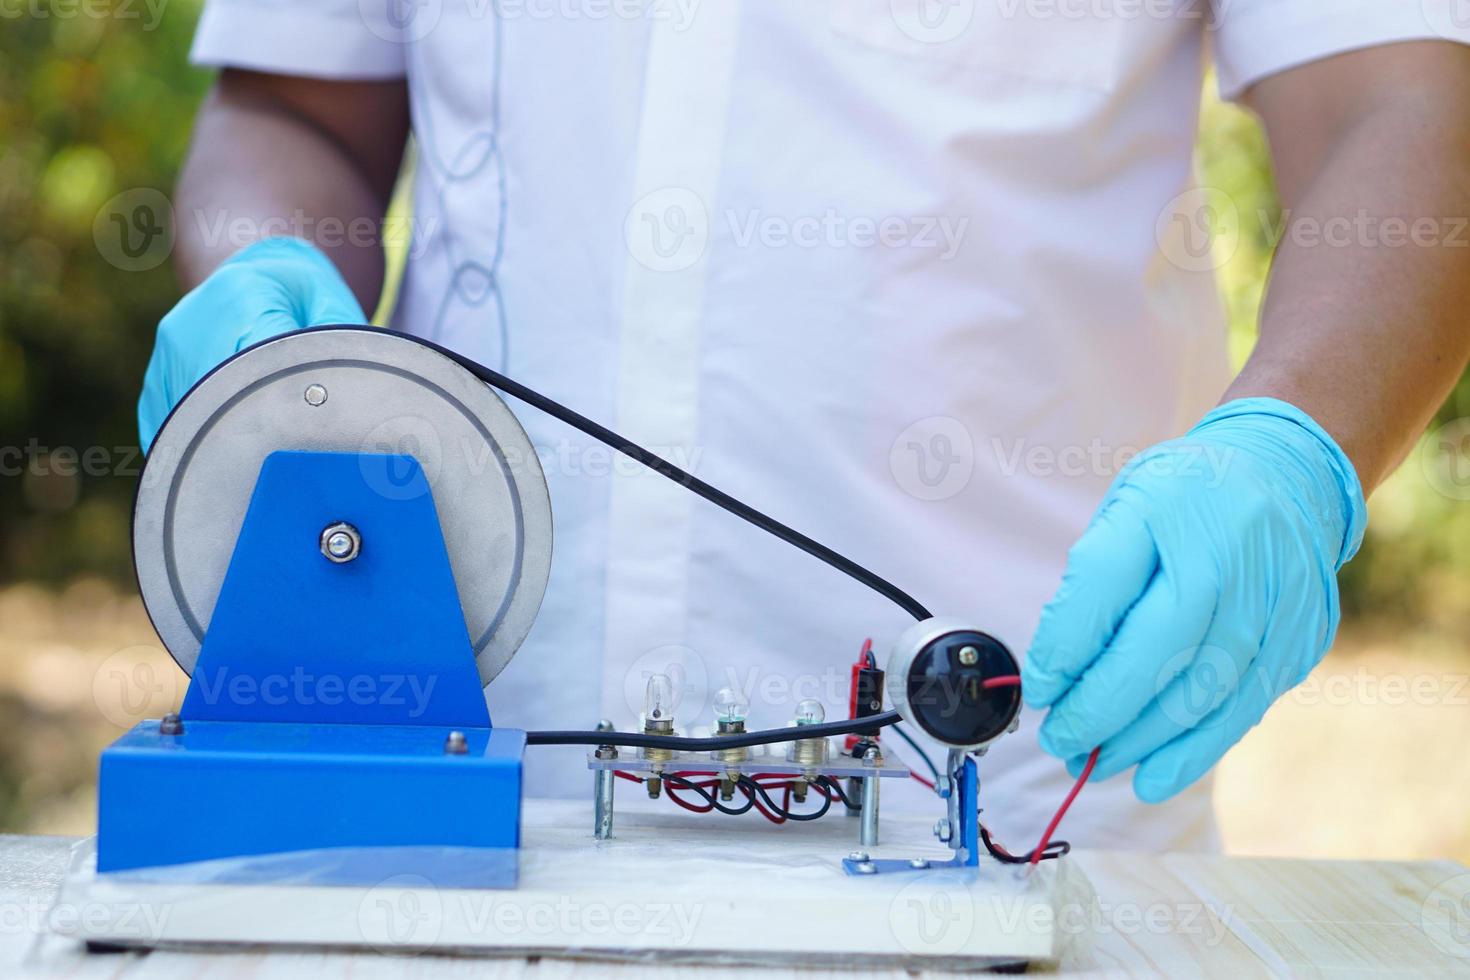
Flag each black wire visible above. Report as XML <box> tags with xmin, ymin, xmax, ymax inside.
<box><xmin>329</xmin><ymin>327</ymin><xmax>934</xmax><ymax>623</ymax></box>
<box><xmin>738</xmin><ymin>776</ymin><xmax>832</xmax><ymax>822</ymax></box>
<box><xmin>663</xmin><ymin>774</ymin><xmax>755</xmax><ymax>816</ymax></box>
<box><xmin>891</xmin><ymin>724</ymin><xmax>942</xmax><ymax>787</ymax></box>
<box><xmin>979</xmin><ymin>824</ymin><xmax>1070</xmax><ymax>864</ymax></box>
<box><xmin>526</xmin><ymin>710</ymin><xmax>899</xmax><ymax>749</ymax></box>
<box><xmin>814</xmin><ymin>775</ymin><xmax>858</xmax><ymax>810</ymax></box>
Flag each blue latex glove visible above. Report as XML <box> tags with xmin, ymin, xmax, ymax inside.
<box><xmin>138</xmin><ymin>237</ymin><xmax>367</xmax><ymax>451</ymax></box>
<box><xmin>1022</xmin><ymin>398</ymin><xmax>1367</xmax><ymax>803</ymax></box>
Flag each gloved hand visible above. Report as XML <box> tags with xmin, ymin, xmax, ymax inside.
<box><xmin>138</xmin><ymin>237</ymin><xmax>367</xmax><ymax>451</ymax></box>
<box><xmin>1021</xmin><ymin>397</ymin><xmax>1367</xmax><ymax>802</ymax></box>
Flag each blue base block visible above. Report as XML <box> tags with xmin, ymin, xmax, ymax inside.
<box><xmin>98</xmin><ymin>720</ymin><xmax>525</xmax><ymax>876</ymax></box>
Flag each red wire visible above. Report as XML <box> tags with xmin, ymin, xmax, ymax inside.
<box><xmin>664</xmin><ymin>783</ymin><xmax>715</xmax><ymax>813</ymax></box>
<box><xmin>910</xmin><ymin>771</ymin><xmax>936</xmax><ymax>791</ymax></box>
<box><xmin>1029</xmin><ymin>746</ymin><xmax>1100</xmax><ymax>865</ymax></box>
<box><xmin>982</xmin><ymin>675</ymin><xmax>1022</xmax><ymax>689</ymax></box>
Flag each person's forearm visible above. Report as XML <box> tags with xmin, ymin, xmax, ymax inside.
<box><xmin>174</xmin><ymin>74</ymin><xmax>406</xmax><ymax>310</ymax></box>
<box><xmin>1225</xmin><ymin>91</ymin><xmax>1470</xmax><ymax>492</ymax></box>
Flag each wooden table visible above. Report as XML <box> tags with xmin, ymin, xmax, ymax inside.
<box><xmin>5</xmin><ymin>831</ymin><xmax>1468</xmax><ymax>977</ymax></box>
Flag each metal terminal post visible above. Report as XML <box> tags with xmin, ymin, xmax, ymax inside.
<box><xmin>859</xmin><ymin>747</ymin><xmax>881</xmax><ymax>847</ymax></box>
<box><xmin>593</xmin><ymin>720</ymin><xmax>617</xmax><ymax>840</ymax></box>
<box><xmin>444</xmin><ymin>730</ymin><xmax>468</xmax><ymax>754</ymax></box>
<box><xmin>159</xmin><ymin>713</ymin><xmax>184</xmax><ymax>736</ymax></box>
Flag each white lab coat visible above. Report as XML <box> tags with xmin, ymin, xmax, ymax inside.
<box><xmin>191</xmin><ymin>0</ymin><xmax>1469</xmax><ymax>851</ymax></box>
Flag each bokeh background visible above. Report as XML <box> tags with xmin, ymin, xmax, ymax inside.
<box><xmin>2</xmin><ymin>5</ymin><xmax>1467</xmax><ymax>859</ymax></box>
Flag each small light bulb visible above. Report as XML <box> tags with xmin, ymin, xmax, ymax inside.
<box><xmin>713</xmin><ymin>687</ymin><xmax>749</xmax><ymax>725</ymax></box>
<box><xmin>643</xmin><ymin>673</ymin><xmax>676</xmax><ymax>724</ymax></box>
<box><xmin>794</xmin><ymin>698</ymin><xmax>825</xmax><ymax>726</ymax></box>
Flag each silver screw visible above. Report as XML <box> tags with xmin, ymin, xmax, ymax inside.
<box><xmin>933</xmin><ymin>818</ymin><xmax>952</xmax><ymax>843</ymax></box>
<box><xmin>160</xmin><ymin>713</ymin><xmax>184</xmax><ymax>736</ymax></box>
<box><xmin>849</xmin><ymin>850</ymin><xmax>870</xmax><ymax>862</ymax></box>
<box><xmin>445</xmin><ymin>730</ymin><xmax>468</xmax><ymax>754</ymax></box>
<box><xmin>594</xmin><ymin>718</ymin><xmax>619</xmax><ymax>759</ymax></box>
<box><xmin>855</xmin><ymin>862</ymin><xmax>877</xmax><ymax>875</ymax></box>
<box><xmin>863</xmin><ymin>746</ymin><xmax>882</xmax><ymax>767</ymax></box>
<box><xmin>909</xmin><ymin>858</ymin><xmax>929</xmax><ymax>869</ymax></box>
<box><xmin>958</xmin><ymin>645</ymin><xmax>979</xmax><ymax>666</ymax></box>
<box><xmin>304</xmin><ymin>384</ymin><xmax>328</xmax><ymax>406</ymax></box>
<box><xmin>320</xmin><ymin>522</ymin><xmax>361</xmax><ymax>563</ymax></box>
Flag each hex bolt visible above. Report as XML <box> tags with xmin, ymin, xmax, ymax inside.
<box><xmin>320</xmin><ymin>522</ymin><xmax>361</xmax><ymax>563</ymax></box>
<box><xmin>160</xmin><ymin>713</ymin><xmax>184</xmax><ymax>736</ymax></box>
<box><xmin>849</xmin><ymin>850</ymin><xmax>870</xmax><ymax>862</ymax></box>
<box><xmin>304</xmin><ymin>383</ymin><xmax>328</xmax><ymax>407</ymax></box>
<box><xmin>958</xmin><ymin>645</ymin><xmax>979</xmax><ymax>666</ymax></box>
<box><xmin>444</xmin><ymin>730</ymin><xmax>468</xmax><ymax>755</ymax></box>
<box><xmin>856</xmin><ymin>862</ymin><xmax>877</xmax><ymax>875</ymax></box>
<box><xmin>594</xmin><ymin>718</ymin><xmax>618</xmax><ymax>760</ymax></box>
<box><xmin>909</xmin><ymin>858</ymin><xmax>930</xmax><ymax>869</ymax></box>
<box><xmin>933</xmin><ymin>818</ymin><xmax>952</xmax><ymax>843</ymax></box>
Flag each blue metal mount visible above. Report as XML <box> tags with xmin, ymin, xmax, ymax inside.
<box><xmin>98</xmin><ymin>451</ymin><xmax>524</xmax><ymax>878</ymax></box>
<box><xmin>842</xmin><ymin>750</ymin><xmax>980</xmax><ymax>875</ymax></box>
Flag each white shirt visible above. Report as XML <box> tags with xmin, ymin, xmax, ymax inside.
<box><xmin>191</xmin><ymin>0</ymin><xmax>1469</xmax><ymax>851</ymax></box>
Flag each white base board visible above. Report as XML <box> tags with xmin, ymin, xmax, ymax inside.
<box><xmin>53</xmin><ymin>799</ymin><xmax>1095</xmax><ymax>969</ymax></box>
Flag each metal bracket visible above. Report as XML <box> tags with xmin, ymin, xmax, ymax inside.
<box><xmin>842</xmin><ymin>749</ymin><xmax>980</xmax><ymax>875</ymax></box>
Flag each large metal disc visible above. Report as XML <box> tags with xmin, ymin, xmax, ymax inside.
<box><xmin>133</xmin><ymin>328</ymin><xmax>553</xmax><ymax>687</ymax></box>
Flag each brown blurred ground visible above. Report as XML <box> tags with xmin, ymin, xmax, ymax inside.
<box><xmin>4</xmin><ymin>578</ymin><xmax>1465</xmax><ymax>861</ymax></box>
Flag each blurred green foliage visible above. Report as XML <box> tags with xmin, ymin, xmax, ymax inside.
<box><xmin>1</xmin><ymin>11</ymin><xmax>1467</xmax><ymax>643</ymax></box>
<box><xmin>1</xmin><ymin>1</ymin><xmax>207</xmax><ymax>582</ymax></box>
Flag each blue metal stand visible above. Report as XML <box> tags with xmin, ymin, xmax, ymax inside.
<box><xmin>842</xmin><ymin>750</ymin><xmax>980</xmax><ymax>875</ymax></box>
<box><xmin>98</xmin><ymin>452</ymin><xmax>524</xmax><ymax>877</ymax></box>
